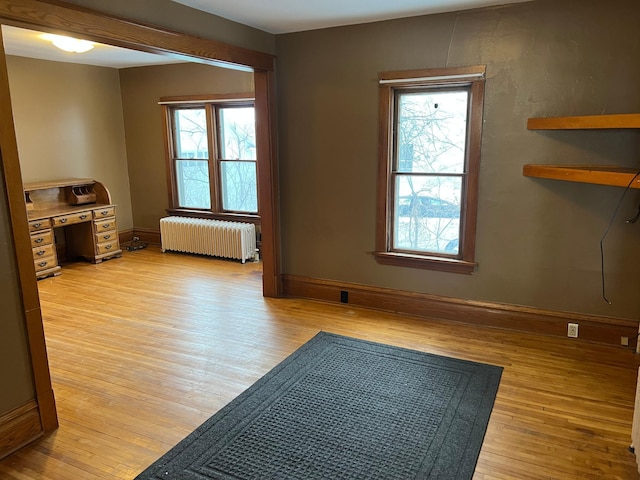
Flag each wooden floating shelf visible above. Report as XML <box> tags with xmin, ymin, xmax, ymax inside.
<box><xmin>525</xmin><ymin>113</ymin><xmax>640</xmax><ymax>187</ymax></box>
<box><xmin>527</xmin><ymin>113</ymin><xmax>640</xmax><ymax>130</ymax></box>
<box><xmin>523</xmin><ymin>165</ymin><xmax>640</xmax><ymax>188</ymax></box>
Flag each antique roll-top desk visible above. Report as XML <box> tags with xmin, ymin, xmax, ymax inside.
<box><xmin>23</xmin><ymin>178</ymin><xmax>122</xmax><ymax>279</ymax></box>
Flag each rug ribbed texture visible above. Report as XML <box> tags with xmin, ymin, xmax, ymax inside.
<box><xmin>135</xmin><ymin>332</ymin><xmax>502</xmax><ymax>480</ymax></box>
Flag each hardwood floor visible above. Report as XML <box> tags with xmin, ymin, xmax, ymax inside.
<box><xmin>1</xmin><ymin>246</ymin><xmax>639</xmax><ymax>479</ymax></box>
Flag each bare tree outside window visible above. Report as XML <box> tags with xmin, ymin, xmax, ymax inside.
<box><xmin>375</xmin><ymin>66</ymin><xmax>485</xmax><ymax>274</ymax></box>
<box><xmin>219</xmin><ymin>107</ymin><xmax>258</xmax><ymax>213</ymax></box>
<box><xmin>174</xmin><ymin>108</ymin><xmax>211</xmax><ymax>209</ymax></box>
<box><xmin>166</xmin><ymin>99</ymin><xmax>258</xmax><ymax>216</ymax></box>
<box><xmin>393</xmin><ymin>90</ymin><xmax>468</xmax><ymax>253</ymax></box>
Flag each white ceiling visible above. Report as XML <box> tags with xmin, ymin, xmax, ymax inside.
<box><xmin>172</xmin><ymin>0</ymin><xmax>534</xmax><ymax>34</ymax></box>
<box><xmin>1</xmin><ymin>25</ymin><xmax>183</xmax><ymax>69</ymax></box>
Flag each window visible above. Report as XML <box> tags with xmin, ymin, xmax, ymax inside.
<box><xmin>163</xmin><ymin>95</ymin><xmax>258</xmax><ymax>217</ymax></box>
<box><xmin>375</xmin><ymin>67</ymin><xmax>485</xmax><ymax>274</ymax></box>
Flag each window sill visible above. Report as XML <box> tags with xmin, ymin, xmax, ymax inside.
<box><xmin>373</xmin><ymin>251</ymin><xmax>477</xmax><ymax>275</ymax></box>
<box><xmin>167</xmin><ymin>209</ymin><xmax>260</xmax><ymax>224</ymax></box>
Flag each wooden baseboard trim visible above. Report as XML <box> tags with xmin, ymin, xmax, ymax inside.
<box><xmin>119</xmin><ymin>229</ymin><xmax>160</xmax><ymax>247</ymax></box>
<box><xmin>0</xmin><ymin>400</ymin><xmax>43</xmax><ymax>460</ymax></box>
<box><xmin>119</xmin><ymin>228</ymin><xmax>134</xmax><ymax>245</ymax></box>
<box><xmin>132</xmin><ymin>228</ymin><xmax>161</xmax><ymax>246</ymax></box>
<box><xmin>281</xmin><ymin>275</ymin><xmax>639</xmax><ymax>346</ymax></box>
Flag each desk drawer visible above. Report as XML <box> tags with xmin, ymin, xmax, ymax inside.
<box><xmin>52</xmin><ymin>210</ymin><xmax>92</xmax><ymax>227</ymax></box>
<box><xmin>95</xmin><ymin>231</ymin><xmax>117</xmax><ymax>243</ymax></box>
<box><xmin>94</xmin><ymin>218</ymin><xmax>117</xmax><ymax>233</ymax></box>
<box><xmin>31</xmin><ymin>229</ymin><xmax>54</xmax><ymax>248</ymax></box>
<box><xmin>32</xmin><ymin>244</ymin><xmax>55</xmax><ymax>259</ymax></box>
<box><xmin>96</xmin><ymin>239</ymin><xmax>119</xmax><ymax>256</ymax></box>
<box><xmin>34</xmin><ymin>256</ymin><xmax>57</xmax><ymax>273</ymax></box>
<box><xmin>93</xmin><ymin>206</ymin><xmax>115</xmax><ymax>219</ymax></box>
<box><xmin>28</xmin><ymin>218</ymin><xmax>51</xmax><ymax>232</ymax></box>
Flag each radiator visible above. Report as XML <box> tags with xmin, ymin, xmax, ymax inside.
<box><xmin>160</xmin><ymin>217</ymin><xmax>256</xmax><ymax>263</ymax></box>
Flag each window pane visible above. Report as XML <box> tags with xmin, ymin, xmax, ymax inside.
<box><xmin>219</xmin><ymin>107</ymin><xmax>256</xmax><ymax>160</ymax></box>
<box><xmin>393</xmin><ymin>175</ymin><xmax>461</xmax><ymax>254</ymax></box>
<box><xmin>174</xmin><ymin>108</ymin><xmax>208</xmax><ymax>159</ymax></box>
<box><xmin>176</xmin><ymin>159</ymin><xmax>211</xmax><ymax>209</ymax></box>
<box><xmin>220</xmin><ymin>161</ymin><xmax>258</xmax><ymax>213</ymax></box>
<box><xmin>397</xmin><ymin>90</ymin><xmax>468</xmax><ymax>174</ymax></box>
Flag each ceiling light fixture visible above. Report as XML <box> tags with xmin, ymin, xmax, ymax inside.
<box><xmin>41</xmin><ymin>33</ymin><xmax>94</xmax><ymax>53</ymax></box>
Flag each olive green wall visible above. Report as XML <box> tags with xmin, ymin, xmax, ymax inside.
<box><xmin>6</xmin><ymin>55</ymin><xmax>134</xmax><ymax>230</ymax></box>
<box><xmin>275</xmin><ymin>0</ymin><xmax>640</xmax><ymax>319</ymax></box>
<box><xmin>59</xmin><ymin>0</ymin><xmax>275</xmax><ymax>54</ymax></box>
<box><xmin>0</xmin><ymin>171</ymin><xmax>35</xmax><ymax>413</ymax></box>
<box><xmin>118</xmin><ymin>62</ymin><xmax>253</xmax><ymax>230</ymax></box>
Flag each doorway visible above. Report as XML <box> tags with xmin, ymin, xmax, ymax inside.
<box><xmin>0</xmin><ymin>0</ymin><xmax>279</xmax><ymax>438</ymax></box>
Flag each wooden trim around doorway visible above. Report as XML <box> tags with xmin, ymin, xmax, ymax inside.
<box><xmin>0</xmin><ymin>0</ymin><xmax>281</xmax><ymax>447</ymax></box>
<box><xmin>0</xmin><ymin>0</ymin><xmax>275</xmax><ymax>71</ymax></box>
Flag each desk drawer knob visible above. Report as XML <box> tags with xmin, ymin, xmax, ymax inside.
<box><xmin>103</xmin><ymin>224</ymin><xmax>111</xmax><ymax>229</ymax></box>
<box><xmin>33</xmin><ymin>222</ymin><xmax>41</xmax><ymax>228</ymax></box>
<box><xmin>80</xmin><ymin>214</ymin><xmax>88</xmax><ymax>220</ymax></box>
<box><xmin>35</xmin><ymin>238</ymin><xmax>44</xmax><ymax>244</ymax></box>
<box><xmin>36</xmin><ymin>250</ymin><xmax>46</xmax><ymax>256</ymax></box>
<box><xmin>38</xmin><ymin>261</ymin><xmax>48</xmax><ymax>267</ymax></box>
<box><xmin>105</xmin><ymin>244</ymin><xmax>112</xmax><ymax>250</ymax></box>
<box><xmin>102</xmin><ymin>234</ymin><xmax>111</xmax><ymax>240</ymax></box>
<box><xmin>59</xmin><ymin>218</ymin><xmax>67</xmax><ymax>224</ymax></box>
<box><xmin>101</xmin><ymin>210</ymin><xmax>109</xmax><ymax>215</ymax></box>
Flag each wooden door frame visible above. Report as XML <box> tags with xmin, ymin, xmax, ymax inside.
<box><xmin>0</xmin><ymin>0</ymin><xmax>281</xmax><ymax>434</ymax></box>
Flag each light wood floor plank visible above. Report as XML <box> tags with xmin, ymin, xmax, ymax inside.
<box><xmin>1</xmin><ymin>246</ymin><xmax>639</xmax><ymax>479</ymax></box>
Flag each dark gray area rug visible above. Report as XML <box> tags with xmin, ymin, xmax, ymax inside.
<box><xmin>135</xmin><ymin>331</ymin><xmax>502</xmax><ymax>480</ymax></box>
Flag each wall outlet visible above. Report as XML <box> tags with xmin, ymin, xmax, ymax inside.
<box><xmin>567</xmin><ymin>323</ymin><xmax>579</xmax><ymax>338</ymax></box>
